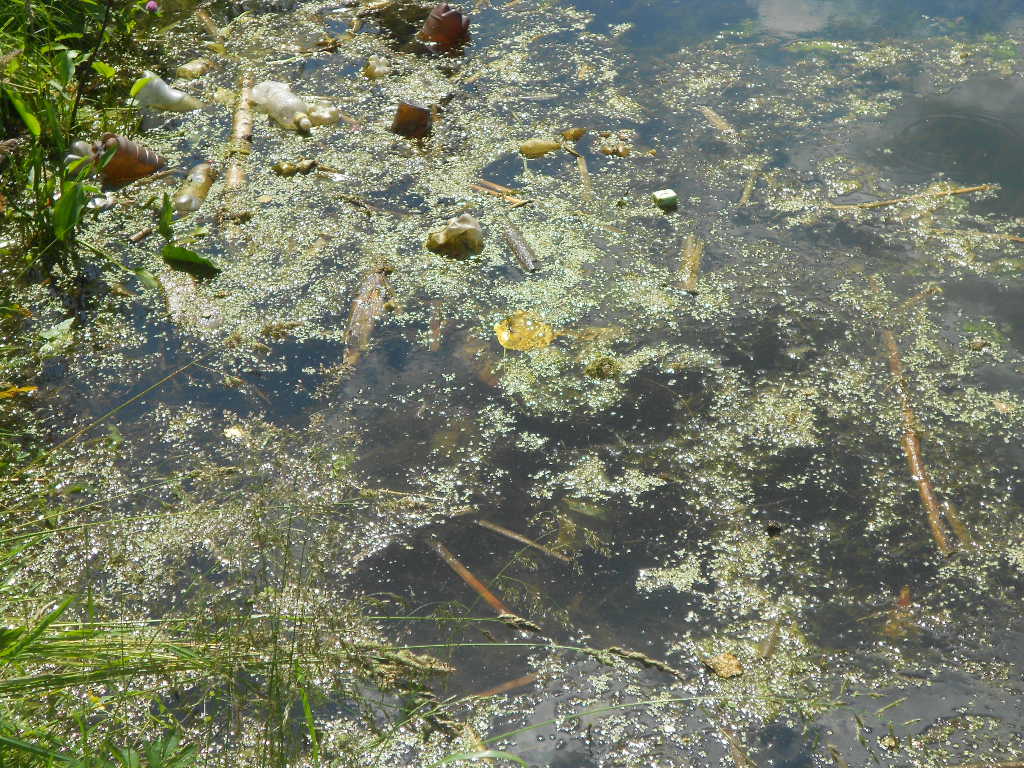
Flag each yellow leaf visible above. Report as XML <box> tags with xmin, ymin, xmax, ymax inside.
<box><xmin>0</xmin><ymin>385</ymin><xmax>38</xmax><ymax>399</ymax></box>
<box><xmin>494</xmin><ymin>311</ymin><xmax>557</xmax><ymax>351</ymax></box>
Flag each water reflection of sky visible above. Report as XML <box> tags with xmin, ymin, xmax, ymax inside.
<box><xmin>569</xmin><ymin>0</ymin><xmax>1024</xmax><ymax>58</ymax></box>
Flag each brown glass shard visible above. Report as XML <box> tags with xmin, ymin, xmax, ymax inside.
<box><xmin>418</xmin><ymin>3</ymin><xmax>470</xmax><ymax>48</ymax></box>
<box><xmin>390</xmin><ymin>101</ymin><xmax>432</xmax><ymax>139</ymax></box>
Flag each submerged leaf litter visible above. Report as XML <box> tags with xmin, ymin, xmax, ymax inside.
<box><xmin>22</xmin><ymin>0</ymin><xmax>1024</xmax><ymax>764</ymax></box>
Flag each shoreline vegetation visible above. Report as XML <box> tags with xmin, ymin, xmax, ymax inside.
<box><xmin>0</xmin><ymin>4</ymin><xmax>435</xmax><ymax>765</ymax></box>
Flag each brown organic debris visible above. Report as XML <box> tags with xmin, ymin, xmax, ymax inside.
<box><xmin>705</xmin><ymin>652</ymin><xmax>743</xmax><ymax>678</ymax></box>
<box><xmin>828</xmin><ymin>183</ymin><xmax>996</xmax><ymax>210</ymax></box>
<box><xmin>343</xmin><ymin>266</ymin><xmax>391</xmax><ymax>367</ymax></box>
<box><xmin>429</xmin><ymin>536</ymin><xmax>512</xmax><ymax>615</ymax></box>
<box><xmin>881</xmin><ymin>329</ymin><xmax>958</xmax><ymax>555</ymax></box>
<box><xmin>680</xmin><ymin>234</ymin><xmax>705</xmax><ymax>294</ymax></box>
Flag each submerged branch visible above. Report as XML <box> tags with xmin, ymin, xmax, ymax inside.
<box><xmin>828</xmin><ymin>184</ymin><xmax>996</xmax><ymax>210</ymax></box>
<box><xmin>881</xmin><ymin>329</ymin><xmax>954</xmax><ymax>555</ymax></box>
<box><xmin>429</xmin><ymin>536</ymin><xmax>512</xmax><ymax>615</ymax></box>
<box><xmin>476</xmin><ymin>519</ymin><xmax>569</xmax><ymax>562</ymax></box>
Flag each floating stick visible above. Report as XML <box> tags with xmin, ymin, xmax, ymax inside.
<box><xmin>576</xmin><ymin>154</ymin><xmax>593</xmax><ymax>200</ymax></box>
<box><xmin>429</xmin><ymin>300</ymin><xmax>445</xmax><ymax>351</ymax></box>
<box><xmin>501</xmin><ymin>225</ymin><xmax>538</xmax><ymax>273</ymax></box>
<box><xmin>225</xmin><ymin>74</ymin><xmax>253</xmax><ymax>190</ymax></box>
<box><xmin>476</xmin><ymin>519</ymin><xmax>570</xmax><ymax>562</ymax></box>
<box><xmin>471</xmin><ymin>673</ymin><xmax>538</xmax><ymax>698</ymax></box>
<box><xmin>681</xmin><ymin>234</ymin><xmax>705</xmax><ymax>294</ymax></box>
<box><xmin>897</xmin><ymin>283</ymin><xmax>942</xmax><ymax>313</ymax></box>
<box><xmin>195</xmin><ymin>8</ymin><xmax>224</xmax><ymax>44</ymax></box>
<box><xmin>882</xmin><ymin>329</ymin><xmax>955</xmax><ymax>555</ymax></box>
<box><xmin>470</xmin><ymin>179</ymin><xmax>532</xmax><ymax>207</ymax></box>
<box><xmin>738</xmin><ymin>164</ymin><xmax>761</xmax><ymax>206</ymax></box>
<box><xmin>429</xmin><ymin>536</ymin><xmax>511</xmax><ymax>615</ymax></box>
<box><xmin>828</xmin><ymin>184</ymin><xmax>996</xmax><ymax>210</ymax></box>
<box><xmin>927</xmin><ymin>227</ymin><xmax>1024</xmax><ymax>244</ymax></box>
<box><xmin>698</xmin><ymin>106</ymin><xmax>739</xmax><ymax>142</ymax></box>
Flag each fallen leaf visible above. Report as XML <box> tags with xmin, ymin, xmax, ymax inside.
<box><xmin>494</xmin><ymin>310</ymin><xmax>557</xmax><ymax>351</ymax></box>
<box><xmin>0</xmin><ymin>385</ymin><xmax>38</xmax><ymax>399</ymax></box>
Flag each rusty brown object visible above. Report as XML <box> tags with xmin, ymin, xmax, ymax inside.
<box><xmin>418</xmin><ymin>3</ymin><xmax>470</xmax><ymax>48</ymax></box>
<box><xmin>390</xmin><ymin>101</ymin><xmax>432</xmax><ymax>139</ymax></box>
<box><xmin>472</xmin><ymin>673</ymin><xmax>538</xmax><ymax>698</ymax></box>
<box><xmin>429</xmin><ymin>535</ymin><xmax>511</xmax><ymax>615</ymax></box>
<box><xmin>882</xmin><ymin>329</ymin><xmax>955</xmax><ymax>555</ymax></box>
<box><xmin>344</xmin><ymin>267</ymin><xmax>390</xmax><ymax>367</ymax></box>
<box><xmin>225</xmin><ymin>74</ymin><xmax>254</xmax><ymax>190</ymax></box>
<box><xmin>96</xmin><ymin>134</ymin><xmax>165</xmax><ymax>184</ymax></box>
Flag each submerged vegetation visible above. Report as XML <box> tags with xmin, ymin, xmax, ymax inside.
<box><xmin>3</xmin><ymin>0</ymin><xmax>1024</xmax><ymax>765</ymax></box>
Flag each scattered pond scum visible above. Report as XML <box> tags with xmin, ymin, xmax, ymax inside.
<box><xmin>4</xmin><ymin>0</ymin><xmax>1024</xmax><ymax>765</ymax></box>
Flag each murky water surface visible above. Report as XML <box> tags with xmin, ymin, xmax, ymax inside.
<box><xmin>27</xmin><ymin>0</ymin><xmax>1024</xmax><ymax>764</ymax></box>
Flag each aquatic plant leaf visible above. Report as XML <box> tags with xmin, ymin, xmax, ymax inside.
<box><xmin>133</xmin><ymin>268</ymin><xmax>160</xmax><ymax>291</ymax></box>
<box><xmin>493</xmin><ymin>310</ymin><xmax>556</xmax><ymax>351</ymax></box>
<box><xmin>161</xmin><ymin>245</ymin><xmax>220</xmax><ymax>279</ymax></box>
<box><xmin>158</xmin><ymin>193</ymin><xmax>174</xmax><ymax>239</ymax></box>
<box><xmin>91</xmin><ymin>61</ymin><xmax>115</xmax><ymax>79</ymax></box>
<box><xmin>129</xmin><ymin>76</ymin><xmax>156</xmax><ymax>98</ymax></box>
<box><xmin>4</xmin><ymin>88</ymin><xmax>40</xmax><ymax>137</ymax></box>
<box><xmin>52</xmin><ymin>180</ymin><xmax>88</xmax><ymax>240</ymax></box>
<box><xmin>429</xmin><ymin>750</ymin><xmax>527</xmax><ymax>767</ymax></box>
<box><xmin>38</xmin><ymin>318</ymin><xmax>74</xmax><ymax>358</ymax></box>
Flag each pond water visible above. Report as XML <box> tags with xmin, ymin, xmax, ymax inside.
<box><xmin>26</xmin><ymin>0</ymin><xmax>1024</xmax><ymax>764</ymax></box>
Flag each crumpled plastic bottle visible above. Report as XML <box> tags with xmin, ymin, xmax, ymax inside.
<box><xmin>251</xmin><ymin>81</ymin><xmax>313</xmax><ymax>133</ymax></box>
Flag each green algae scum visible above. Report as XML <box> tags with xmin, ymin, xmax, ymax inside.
<box><xmin>3</xmin><ymin>0</ymin><xmax>1024</xmax><ymax>765</ymax></box>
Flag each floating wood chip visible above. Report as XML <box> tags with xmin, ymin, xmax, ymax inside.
<box><xmin>680</xmin><ymin>234</ymin><xmax>705</xmax><ymax>294</ymax></box>
<box><xmin>705</xmin><ymin>652</ymin><xmax>743</xmax><ymax>678</ymax></box>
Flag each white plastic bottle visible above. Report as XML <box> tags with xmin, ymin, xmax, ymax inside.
<box><xmin>135</xmin><ymin>70</ymin><xmax>203</xmax><ymax>111</ymax></box>
<box><xmin>251</xmin><ymin>81</ymin><xmax>312</xmax><ymax>134</ymax></box>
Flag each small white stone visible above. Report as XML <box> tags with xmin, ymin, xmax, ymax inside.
<box><xmin>652</xmin><ymin>188</ymin><xmax>678</xmax><ymax>210</ymax></box>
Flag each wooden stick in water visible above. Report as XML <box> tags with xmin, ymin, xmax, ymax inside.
<box><xmin>195</xmin><ymin>8</ymin><xmax>224</xmax><ymax>43</ymax></box>
<box><xmin>472</xmin><ymin>673</ymin><xmax>538</xmax><ymax>698</ymax></box>
<box><xmin>681</xmin><ymin>234</ymin><xmax>705</xmax><ymax>294</ymax></box>
<box><xmin>476</xmin><ymin>519</ymin><xmax>570</xmax><ymax>562</ymax></box>
<box><xmin>828</xmin><ymin>184</ymin><xmax>995</xmax><ymax>210</ymax></box>
<box><xmin>576</xmin><ymin>154</ymin><xmax>593</xmax><ymax>201</ymax></box>
<box><xmin>882</xmin><ymin>329</ymin><xmax>955</xmax><ymax>555</ymax></box>
<box><xmin>429</xmin><ymin>536</ymin><xmax>512</xmax><ymax>615</ymax></box>
<box><xmin>225</xmin><ymin>74</ymin><xmax>253</xmax><ymax>190</ymax></box>
<box><xmin>501</xmin><ymin>225</ymin><xmax>538</xmax><ymax>273</ymax></box>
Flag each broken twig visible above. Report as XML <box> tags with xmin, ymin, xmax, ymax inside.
<box><xmin>882</xmin><ymin>329</ymin><xmax>955</xmax><ymax>555</ymax></box>
<box><xmin>476</xmin><ymin>519</ymin><xmax>570</xmax><ymax>562</ymax></box>
<box><xmin>225</xmin><ymin>74</ymin><xmax>253</xmax><ymax>191</ymax></box>
<box><xmin>828</xmin><ymin>184</ymin><xmax>996</xmax><ymax>210</ymax></box>
<box><xmin>429</xmin><ymin>536</ymin><xmax>512</xmax><ymax>615</ymax></box>
<box><xmin>471</xmin><ymin>673</ymin><xmax>538</xmax><ymax>698</ymax></box>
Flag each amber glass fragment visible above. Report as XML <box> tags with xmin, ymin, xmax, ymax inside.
<box><xmin>390</xmin><ymin>101</ymin><xmax>432</xmax><ymax>138</ymax></box>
